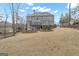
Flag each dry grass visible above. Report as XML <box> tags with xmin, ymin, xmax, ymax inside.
<box><xmin>0</xmin><ymin>28</ymin><xmax>79</xmax><ymax>56</ymax></box>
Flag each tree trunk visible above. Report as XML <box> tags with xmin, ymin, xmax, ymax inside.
<box><xmin>12</xmin><ymin>3</ymin><xmax>15</xmax><ymax>36</ymax></box>
<box><xmin>69</xmin><ymin>3</ymin><xmax>71</xmax><ymax>26</ymax></box>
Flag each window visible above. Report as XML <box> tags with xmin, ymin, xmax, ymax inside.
<box><xmin>37</xmin><ymin>17</ymin><xmax>38</xmax><ymax>20</ymax></box>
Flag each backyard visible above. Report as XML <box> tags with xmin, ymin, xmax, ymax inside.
<box><xmin>0</xmin><ymin>28</ymin><xmax>79</xmax><ymax>55</ymax></box>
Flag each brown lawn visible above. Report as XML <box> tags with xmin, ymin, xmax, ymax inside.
<box><xmin>0</xmin><ymin>28</ymin><xmax>79</xmax><ymax>56</ymax></box>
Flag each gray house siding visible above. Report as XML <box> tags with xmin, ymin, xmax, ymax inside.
<box><xmin>26</xmin><ymin>12</ymin><xmax>54</xmax><ymax>31</ymax></box>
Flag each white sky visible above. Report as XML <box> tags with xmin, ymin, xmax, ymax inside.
<box><xmin>0</xmin><ymin>0</ymin><xmax>79</xmax><ymax>3</ymax></box>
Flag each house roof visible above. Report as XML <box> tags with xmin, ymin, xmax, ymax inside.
<box><xmin>27</xmin><ymin>12</ymin><xmax>54</xmax><ymax>17</ymax></box>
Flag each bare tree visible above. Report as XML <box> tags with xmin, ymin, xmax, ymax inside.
<box><xmin>15</xmin><ymin>3</ymin><xmax>20</xmax><ymax>32</ymax></box>
<box><xmin>3</xmin><ymin>8</ymin><xmax>9</xmax><ymax>38</ymax></box>
<box><xmin>12</xmin><ymin>3</ymin><xmax>15</xmax><ymax>36</ymax></box>
<box><xmin>72</xmin><ymin>4</ymin><xmax>79</xmax><ymax>23</ymax></box>
<box><xmin>69</xmin><ymin>3</ymin><xmax>71</xmax><ymax>25</ymax></box>
<box><xmin>9</xmin><ymin>3</ymin><xmax>15</xmax><ymax>36</ymax></box>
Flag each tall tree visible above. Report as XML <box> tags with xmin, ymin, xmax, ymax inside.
<box><xmin>3</xmin><ymin>8</ymin><xmax>9</xmax><ymax>38</ymax></box>
<box><xmin>60</xmin><ymin>13</ymin><xmax>64</xmax><ymax>24</ymax></box>
<box><xmin>15</xmin><ymin>4</ymin><xmax>20</xmax><ymax>32</ymax></box>
<box><xmin>60</xmin><ymin>13</ymin><xmax>69</xmax><ymax>26</ymax></box>
<box><xmin>71</xmin><ymin>4</ymin><xmax>79</xmax><ymax>23</ymax></box>
<box><xmin>69</xmin><ymin>3</ymin><xmax>71</xmax><ymax>25</ymax></box>
<box><xmin>12</xmin><ymin>3</ymin><xmax>15</xmax><ymax>36</ymax></box>
<box><xmin>9</xmin><ymin>3</ymin><xmax>15</xmax><ymax>36</ymax></box>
